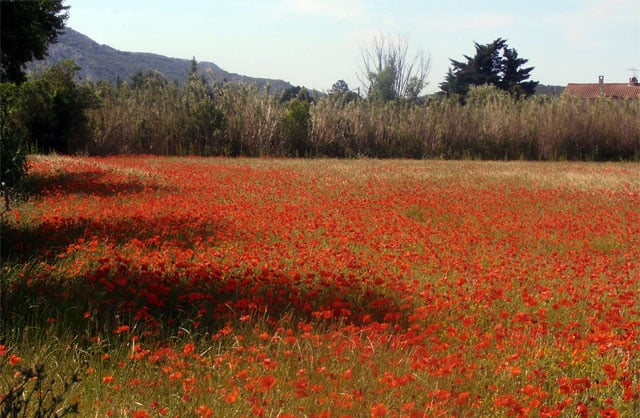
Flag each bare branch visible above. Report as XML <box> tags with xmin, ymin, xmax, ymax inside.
<box><xmin>358</xmin><ymin>33</ymin><xmax>431</xmax><ymax>100</ymax></box>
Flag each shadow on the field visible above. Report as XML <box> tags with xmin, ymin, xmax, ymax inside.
<box><xmin>23</xmin><ymin>168</ymin><xmax>156</xmax><ymax>198</ymax></box>
<box><xmin>2</xmin><ymin>166</ymin><xmax>188</xmax><ymax>263</ymax></box>
<box><xmin>1</xmin><ymin>211</ymin><xmax>232</xmax><ymax>264</ymax></box>
<box><xmin>1</xmin><ymin>163</ymin><xmax>411</xmax><ymax>341</ymax></box>
<box><xmin>2</xmin><ymin>258</ymin><xmax>410</xmax><ymax>342</ymax></box>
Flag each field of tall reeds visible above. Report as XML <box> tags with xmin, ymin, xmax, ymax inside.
<box><xmin>86</xmin><ymin>81</ymin><xmax>640</xmax><ymax>161</ymax></box>
<box><xmin>4</xmin><ymin>62</ymin><xmax>639</xmax><ymax>162</ymax></box>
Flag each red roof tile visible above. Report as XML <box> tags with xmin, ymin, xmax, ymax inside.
<box><xmin>565</xmin><ymin>83</ymin><xmax>640</xmax><ymax>99</ymax></box>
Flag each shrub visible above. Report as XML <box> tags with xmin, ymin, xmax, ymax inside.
<box><xmin>282</xmin><ymin>98</ymin><xmax>311</xmax><ymax>156</ymax></box>
<box><xmin>0</xmin><ymin>82</ymin><xmax>28</xmax><ymax>208</ymax></box>
<box><xmin>18</xmin><ymin>60</ymin><xmax>98</xmax><ymax>154</ymax></box>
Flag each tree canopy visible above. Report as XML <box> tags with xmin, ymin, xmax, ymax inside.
<box><xmin>328</xmin><ymin>80</ymin><xmax>359</xmax><ymax>103</ymax></box>
<box><xmin>439</xmin><ymin>38</ymin><xmax>538</xmax><ymax>99</ymax></box>
<box><xmin>0</xmin><ymin>0</ymin><xmax>69</xmax><ymax>83</ymax></box>
<box><xmin>359</xmin><ymin>34</ymin><xmax>430</xmax><ymax>102</ymax></box>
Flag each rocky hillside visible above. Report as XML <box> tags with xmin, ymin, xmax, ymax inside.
<box><xmin>30</xmin><ymin>28</ymin><xmax>293</xmax><ymax>94</ymax></box>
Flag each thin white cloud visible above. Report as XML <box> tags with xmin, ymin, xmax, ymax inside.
<box><xmin>556</xmin><ymin>0</ymin><xmax>640</xmax><ymax>48</ymax></box>
<box><xmin>420</xmin><ymin>14</ymin><xmax>517</xmax><ymax>31</ymax></box>
<box><xmin>585</xmin><ymin>0</ymin><xmax>640</xmax><ymax>23</ymax></box>
<box><xmin>285</xmin><ymin>0</ymin><xmax>365</xmax><ymax>20</ymax></box>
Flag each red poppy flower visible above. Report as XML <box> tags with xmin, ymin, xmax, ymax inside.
<box><xmin>259</xmin><ymin>374</ymin><xmax>276</xmax><ymax>391</ymax></box>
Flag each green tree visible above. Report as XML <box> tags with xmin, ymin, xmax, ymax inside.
<box><xmin>281</xmin><ymin>99</ymin><xmax>311</xmax><ymax>156</ymax></box>
<box><xmin>439</xmin><ymin>38</ymin><xmax>538</xmax><ymax>99</ymax></box>
<box><xmin>130</xmin><ymin>69</ymin><xmax>168</xmax><ymax>90</ymax></box>
<box><xmin>184</xmin><ymin>58</ymin><xmax>224</xmax><ymax>154</ymax></box>
<box><xmin>328</xmin><ymin>80</ymin><xmax>359</xmax><ymax>103</ymax></box>
<box><xmin>1</xmin><ymin>83</ymin><xmax>28</xmax><ymax>206</ymax></box>
<box><xmin>187</xmin><ymin>56</ymin><xmax>207</xmax><ymax>85</ymax></box>
<box><xmin>499</xmin><ymin>47</ymin><xmax>538</xmax><ymax>96</ymax></box>
<box><xmin>17</xmin><ymin>60</ymin><xmax>98</xmax><ymax>154</ymax></box>
<box><xmin>1</xmin><ymin>0</ymin><xmax>68</xmax><ymax>197</ymax></box>
<box><xmin>0</xmin><ymin>0</ymin><xmax>68</xmax><ymax>83</ymax></box>
<box><xmin>280</xmin><ymin>86</ymin><xmax>314</xmax><ymax>104</ymax></box>
<box><xmin>359</xmin><ymin>34</ymin><xmax>430</xmax><ymax>102</ymax></box>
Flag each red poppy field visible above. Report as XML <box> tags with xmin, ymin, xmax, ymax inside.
<box><xmin>1</xmin><ymin>156</ymin><xmax>639</xmax><ymax>417</ymax></box>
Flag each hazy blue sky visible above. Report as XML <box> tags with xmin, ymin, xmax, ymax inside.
<box><xmin>66</xmin><ymin>0</ymin><xmax>640</xmax><ymax>93</ymax></box>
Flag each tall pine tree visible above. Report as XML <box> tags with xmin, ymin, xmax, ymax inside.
<box><xmin>440</xmin><ymin>38</ymin><xmax>537</xmax><ymax>99</ymax></box>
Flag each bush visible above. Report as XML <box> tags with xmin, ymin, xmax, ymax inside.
<box><xmin>282</xmin><ymin>98</ymin><xmax>311</xmax><ymax>156</ymax></box>
<box><xmin>0</xmin><ymin>83</ymin><xmax>28</xmax><ymax>208</ymax></box>
<box><xmin>17</xmin><ymin>59</ymin><xmax>98</xmax><ymax>154</ymax></box>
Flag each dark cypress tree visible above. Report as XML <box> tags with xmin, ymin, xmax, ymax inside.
<box><xmin>499</xmin><ymin>47</ymin><xmax>538</xmax><ymax>97</ymax></box>
<box><xmin>440</xmin><ymin>38</ymin><xmax>537</xmax><ymax>99</ymax></box>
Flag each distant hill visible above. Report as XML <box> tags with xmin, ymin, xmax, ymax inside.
<box><xmin>29</xmin><ymin>27</ymin><xmax>294</xmax><ymax>95</ymax></box>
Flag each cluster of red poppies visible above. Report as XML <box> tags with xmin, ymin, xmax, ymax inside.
<box><xmin>4</xmin><ymin>156</ymin><xmax>638</xmax><ymax>416</ymax></box>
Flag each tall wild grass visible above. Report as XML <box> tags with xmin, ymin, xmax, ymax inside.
<box><xmin>86</xmin><ymin>81</ymin><xmax>640</xmax><ymax>160</ymax></box>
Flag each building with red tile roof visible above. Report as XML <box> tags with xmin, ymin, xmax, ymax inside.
<box><xmin>564</xmin><ymin>76</ymin><xmax>640</xmax><ymax>99</ymax></box>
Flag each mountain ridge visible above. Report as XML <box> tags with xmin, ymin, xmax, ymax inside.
<box><xmin>30</xmin><ymin>28</ymin><xmax>564</xmax><ymax>97</ymax></box>
<box><xmin>30</xmin><ymin>27</ymin><xmax>294</xmax><ymax>94</ymax></box>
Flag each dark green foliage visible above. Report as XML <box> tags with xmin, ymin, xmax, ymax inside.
<box><xmin>329</xmin><ymin>80</ymin><xmax>349</xmax><ymax>95</ymax></box>
<box><xmin>0</xmin><ymin>0</ymin><xmax>68</xmax><ymax>83</ymax></box>
<box><xmin>367</xmin><ymin>61</ymin><xmax>398</xmax><ymax>102</ymax></box>
<box><xmin>280</xmin><ymin>86</ymin><xmax>314</xmax><ymax>104</ymax></box>
<box><xmin>129</xmin><ymin>69</ymin><xmax>169</xmax><ymax>90</ymax></box>
<box><xmin>0</xmin><ymin>83</ymin><xmax>29</xmax><ymax>204</ymax></box>
<box><xmin>187</xmin><ymin>56</ymin><xmax>207</xmax><ymax>85</ymax></box>
<box><xmin>16</xmin><ymin>60</ymin><xmax>98</xmax><ymax>154</ymax></box>
<box><xmin>500</xmin><ymin>46</ymin><xmax>538</xmax><ymax>96</ymax></box>
<box><xmin>184</xmin><ymin>68</ymin><xmax>225</xmax><ymax>155</ymax></box>
<box><xmin>0</xmin><ymin>0</ymin><xmax>68</xmax><ymax>195</ymax></box>
<box><xmin>282</xmin><ymin>99</ymin><xmax>311</xmax><ymax>156</ymax></box>
<box><xmin>328</xmin><ymin>80</ymin><xmax>360</xmax><ymax>104</ymax></box>
<box><xmin>440</xmin><ymin>38</ymin><xmax>538</xmax><ymax>99</ymax></box>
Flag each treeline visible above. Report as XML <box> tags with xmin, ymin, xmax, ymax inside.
<box><xmin>4</xmin><ymin>60</ymin><xmax>640</xmax><ymax>163</ymax></box>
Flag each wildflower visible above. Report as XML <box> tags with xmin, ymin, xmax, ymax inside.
<box><xmin>195</xmin><ymin>404</ymin><xmax>214</xmax><ymax>417</ymax></box>
<box><xmin>371</xmin><ymin>403</ymin><xmax>388</xmax><ymax>417</ymax></box>
<box><xmin>183</xmin><ymin>342</ymin><xmax>195</xmax><ymax>356</ymax></box>
<box><xmin>182</xmin><ymin>377</ymin><xmax>197</xmax><ymax>393</ymax></box>
<box><xmin>259</xmin><ymin>374</ymin><xmax>276</xmax><ymax>391</ymax></box>
<box><xmin>113</xmin><ymin>325</ymin><xmax>130</xmax><ymax>334</ymax></box>
<box><xmin>602</xmin><ymin>363</ymin><xmax>616</xmax><ymax>381</ymax></box>
<box><xmin>102</xmin><ymin>375</ymin><xmax>115</xmax><ymax>384</ymax></box>
<box><xmin>224</xmin><ymin>386</ymin><xmax>239</xmax><ymax>403</ymax></box>
<box><xmin>8</xmin><ymin>354</ymin><xmax>21</xmax><ymax>366</ymax></box>
<box><xmin>601</xmin><ymin>408</ymin><xmax>619</xmax><ymax>418</ymax></box>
